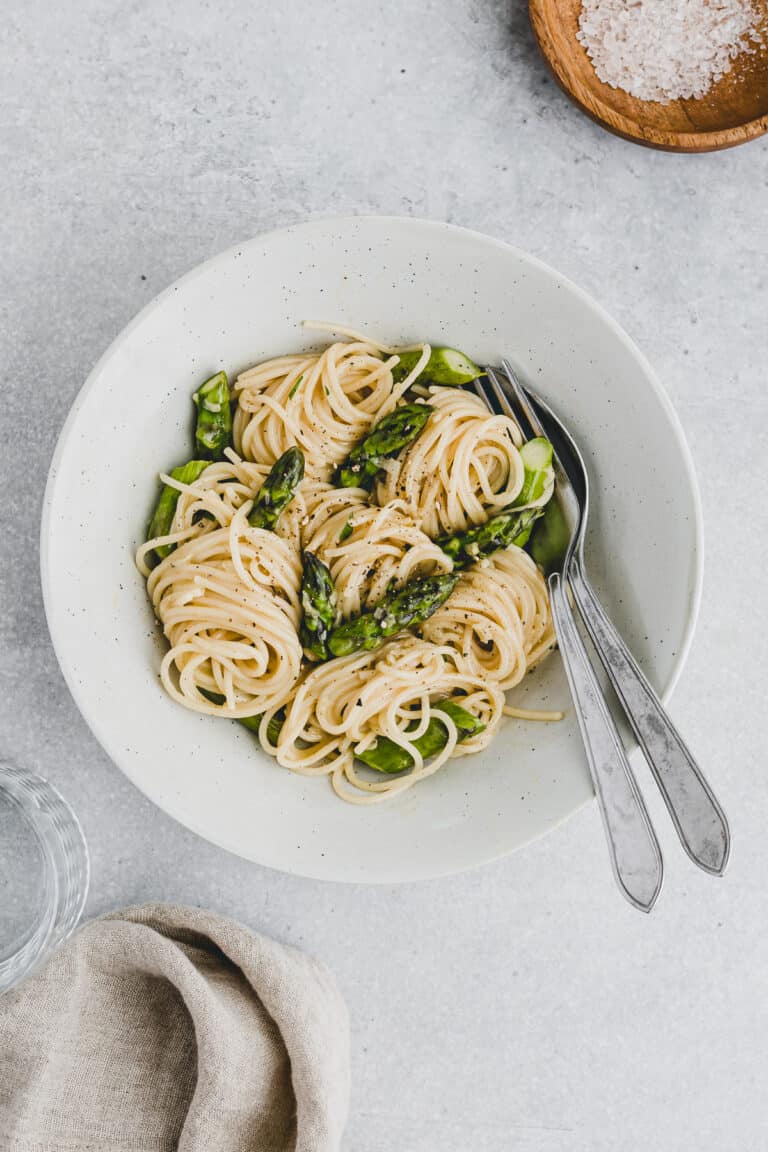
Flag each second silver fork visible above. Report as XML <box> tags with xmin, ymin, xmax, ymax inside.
<box><xmin>479</xmin><ymin>362</ymin><xmax>730</xmax><ymax>909</ymax></box>
<box><xmin>477</xmin><ymin>367</ymin><xmax>663</xmax><ymax>912</ymax></box>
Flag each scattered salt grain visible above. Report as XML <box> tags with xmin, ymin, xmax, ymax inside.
<box><xmin>577</xmin><ymin>0</ymin><xmax>764</xmax><ymax>103</ymax></box>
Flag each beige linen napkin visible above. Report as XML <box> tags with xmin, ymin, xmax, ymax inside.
<box><xmin>0</xmin><ymin>903</ymin><xmax>350</xmax><ymax>1152</ymax></box>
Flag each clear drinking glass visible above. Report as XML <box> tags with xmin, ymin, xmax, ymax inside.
<box><xmin>0</xmin><ymin>761</ymin><xmax>89</xmax><ymax>994</ymax></box>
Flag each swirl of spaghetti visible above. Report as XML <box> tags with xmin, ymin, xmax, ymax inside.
<box><xmin>233</xmin><ymin>337</ymin><xmax>429</xmax><ymax>478</ymax></box>
<box><xmin>301</xmin><ymin>488</ymin><xmax>453</xmax><ymax>618</ymax></box>
<box><xmin>145</xmin><ymin>505</ymin><xmax>303</xmax><ymax>718</ymax></box>
<box><xmin>374</xmin><ymin>385</ymin><xmax>525</xmax><ymax>536</ymax></box>
<box><xmin>262</xmin><ymin>637</ymin><xmax>503</xmax><ymax>804</ymax></box>
<box><xmin>422</xmin><ymin>544</ymin><xmax>555</xmax><ymax>692</ymax></box>
<box><xmin>135</xmin><ymin>450</ymin><xmax>311</xmax><ymax>582</ymax></box>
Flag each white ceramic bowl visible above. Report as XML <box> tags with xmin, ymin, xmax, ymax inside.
<box><xmin>41</xmin><ymin>218</ymin><xmax>702</xmax><ymax>882</ymax></box>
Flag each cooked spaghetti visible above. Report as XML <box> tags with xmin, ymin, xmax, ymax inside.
<box><xmin>301</xmin><ymin>490</ymin><xmax>453</xmax><ymax>617</ymax></box>
<box><xmin>374</xmin><ymin>385</ymin><xmax>526</xmax><ymax>536</ymax></box>
<box><xmin>232</xmin><ymin>333</ymin><xmax>429</xmax><ymax>477</ymax></box>
<box><xmin>137</xmin><ymin>327</ymin><xmax>560</xmax><ymax>803</ymax></box>
<box><xmin>267</xmin><ymin>638</ymin><xmax>504</xmax><ymax>804</ymax></box>
<box><xmin>422</xmin><ymin>546</ymin><xmax>555</xmax><ymax>693</ymax></box>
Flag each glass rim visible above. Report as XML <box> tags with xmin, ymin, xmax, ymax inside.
<box><xmin>0</xmin><ymin>761</ymin><xmax>89</xmax><ymax>993</ymax></box>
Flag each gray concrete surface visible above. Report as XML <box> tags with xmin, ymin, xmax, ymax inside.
<box><xmin>2</xmin><ymin>1</ymin><xmax>767</xmax><ymax>1149</ymax></box>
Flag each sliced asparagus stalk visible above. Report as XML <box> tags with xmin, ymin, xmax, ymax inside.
<box><xmin>437</xmin><ymin>506</ymin><xmax>543</xmax><ymax>568</ymax></box>
<box><xmin>300</xmin><ymin>552</ymin><xmax>337</xmax><ymax>661</ymax></box>
<box><xmin>515</xmin><ymin>438</ymin><xmax>554</xmax><ymax>505</ymax></box>
<box><xmin>391</xmin><ymin>346</ymin><xmax>481</xmax><ymax>386</ymax></box>
<box><xmin>248</xmin><ymin>446</ymin><xmax>305</xmax><ymax>530</ymax></box>
<box><xmin>193</xmin><ymin>371</ymin><xmax>232</xmax><ymax>459</ymax></box>
<box><xmin>146</xmin><ymin>459</ymin><xmax>211</xmax><ymax>566</ymax></box>
<box><xmin>326</xmin><ymin>572</ymin><xmax>459</xmax><ymax>658</ymax></box>
<box><xmin>336</xmin><ymin>403</ymin><xmax>431</xmax><ymax>490</ymax></box>
<box><xmin>510</xmin><ymin>437</ymin><xmax>555</xmax><ymax>546</ymax></box>
<box><xmin>357</xmin><ymin>699</ymin><xmax>485</xmax><ymax>774</ymax></box>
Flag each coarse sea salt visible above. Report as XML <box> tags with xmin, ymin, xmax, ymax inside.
<box><xmin>577</xmin><ymin>0</ymin><xmax>764</xmax><ymax>103</ymax></box>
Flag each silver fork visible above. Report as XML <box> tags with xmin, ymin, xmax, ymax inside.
<box><xmin>492</xmin><ymin>360</ymin><xmax>730</xmax><ymax>878</ymax></box>
<box><xmin>477</xmin><ymin>368</ymin><xmax>663</xmax><ymax>912</ymax></box>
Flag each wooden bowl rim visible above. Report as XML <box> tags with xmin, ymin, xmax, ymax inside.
<box><xmin>529</xmin><ymin>0</ymin><xmax>768</xmax><ymax>153</ymax></box>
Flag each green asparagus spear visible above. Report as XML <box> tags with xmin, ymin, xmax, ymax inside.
<box><xmin>146</xmin><ymin>459</ymin><xmax>211</xmax><ymax>566</ymax></box>
<box><xmin>248</xmin><ymin>447</ymin><xmax>305</xmax><ymax>530</ymax></box>
<box><xmin>199</xmin><ymin>689</ymin><xmax>284</xmax><ymax>745</ymax></box>
<box><xmin>235</xmin><ymin>711</ymin><xmax>260</xmax><ymax>731</ymax></box>
<box><xmin>529</xmin><ymin>497</ymin><xmax>570</xmax><ymax>576</ymax></box>
<box><xmin>204</xmin><ymin>684</ymin><xmax>479</xmax><ymax>774</ymax></box>
<box><xmin>300</xmin><ymin>552</ymin><xmax>337</xmax><ymax>661</ymax></box>
<box><xmin>193</xmin><ymin>371</ymin><xmax>232</xmax><ymax>459</ymax></box>
<box><xmin>390</xmin><ymin>346</ymin><xmax>481</xmax><ymax>386</ymax></box>
<box><xmin>357</xmin><ymin>699</ymin><xmax>485</xmax><ymax>774</ymax></box>
<box><xmin>510</xmin><ymin>438</ymin><xmax>555</xmax><ymax>546</ymax></box>
<box><xmin>515</xmin><ymin>438</ymin><xmax>554</xmax><ymax>506</ymax></box>
<box><xmin>427</xmin><ymin>347</ymin><xmax>481</xmax><ymax>384</ymax></box>
<box><xmin>432</xmin><ymin>699</ymin><xmax>485</xmax><ymax>735</ymax></box>
<box><xmin>437</xmin><ymin>506</ymin><xmax>543</xmax><ymax>568</ymax></box>
<box><xmin>336</xmin><ymin>403</ymin><xmax>431</xmax><ymax>489</ymax></box>
<box><xmin>326</xmin><ymin>572</ymin><xmax>459</xmax><ymax>658</ymax></box>
<box><xmin>237</xmin><ymin>711</ymin><xmax>284</xmax><ymax>744</ymax></box>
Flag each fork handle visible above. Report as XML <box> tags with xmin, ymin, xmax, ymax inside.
<box><xmin>548</xmin><ymin>573</ymin><xmax>663</xmax><ymax>912</ymax></box>
<box><xmin>569</xmin><ymin>558</ymin><xmax>730</xmax><ymax>875</ymax></box>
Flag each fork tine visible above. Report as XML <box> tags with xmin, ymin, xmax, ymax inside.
<box><xmin>471</xmin><ymin>374</ymin><xmax>515</xmax><ymax>432</ymax></box>
<box><xmin>484</xmin><ymin>363</ymin><xmax>543</xmax><ymax>445</ymax></box>
<box><xmin>482</xmin><ymin>366</ymin><xmax>527</xmax><ymax>433</ymax></box>
<box><xmin>471</xmin><ymin>375</ymin><xmax>492</xmax><ymax>407</ymax></box>
<box><xmin>481</xmin><ymin>367</ymin><xmax>533</xmax><ymax>445</ymax></box>
<box><xmin>486</xmin><ymin>363</ymin><xmax>578</xmax><ymax>504</ymax></box>
<box><xmin>499</xmin><ymin>359</ymin><xmax>547</xmax><ymax>439</ymax></box>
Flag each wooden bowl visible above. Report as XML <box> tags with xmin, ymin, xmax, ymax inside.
<box><xmin>529</xmin><ymin>0</ymin><xmax>768</xmax><ymax>152</ymax></box>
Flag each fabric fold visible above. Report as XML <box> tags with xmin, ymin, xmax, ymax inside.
<box><xmin>0</xmin><ymin>904</ymin><xmax>350</xmax><ymax>1152</ymax></box>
